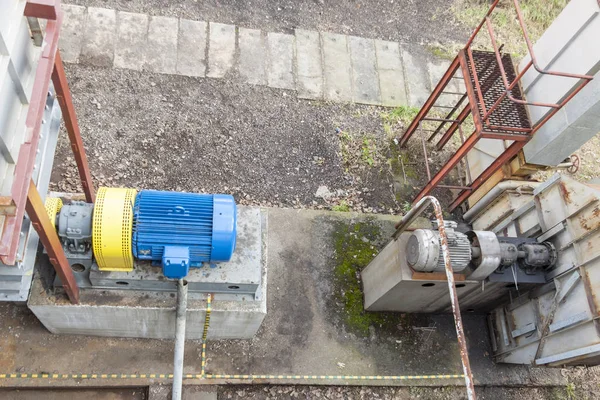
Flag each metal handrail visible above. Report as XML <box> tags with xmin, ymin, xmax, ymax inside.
<box><xmin>472</xmin><ymin>0</ymin><xmax>594</xmax><ymax>128</ymax></box>
<box><xmin>393</xmin><ymin>196</ymin><xmax>476</xmax><ymax>400</ymax></box>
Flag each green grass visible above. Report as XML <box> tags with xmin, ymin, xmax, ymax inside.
<box><xmin>381</xmin><ymin>106</ymin><xmax>421</xmax><ymax>140</ymax></box>
<box><xmin>453</xmin><ymin>0</ymin><xmax>568</xmax><ymax>59</ymax></box>
<box><xmin>360</xmin><ymin>137</ymin><xmax>377</xmax><ymax>166</ymax></box>
<box><xmin>381</xmin><ymin>106</ymin><xmax>421</xmax><ymax>126</ymax></box>
<box><xmin>565</xmin><ymin>382</ymin><xmax>576</xmax><ymax>400</ymax></box>
<box><xmin>332</xmin><ymin>201</ymin><xmax>351</xmax><ymax>212</ymax></box>
<box><xmin>426</xmin><ymin>43</ymin><xmax>459</xmax><ymax>61</ymax></box>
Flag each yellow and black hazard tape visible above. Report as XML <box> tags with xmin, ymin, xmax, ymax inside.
<box><xmin>201</xmin><ymin>293</ymin><xmax>213</xmax><ymax>378</ymax></box>
<box><xmin>0</xmin><ymin>373</ymin><xmax>464</xmax><ymax>381</ymax></box>
<box><xmin>205</xmin><ymin>374</ymin><xmax>465</xmax><ymax>381</ymax></box>
<box><xmin>205</xmin><ymin>374</ymin><xmax>465</xmax><ymax>380</ymax></box>
<box><xmin>0</xmin><ymin>293</ymin><xmax>465</xmax><ymax>384</ymax></box>
<box><xmin>202</xmin><ymin>293</ymin><xmax>212</xmax><ymax>342</ymax></box>
<box><xmin>0</xmin><ymin>373</ymin><xmax>174</xmax><ymax>379</ymax></box>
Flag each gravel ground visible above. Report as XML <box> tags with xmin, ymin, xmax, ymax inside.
<box><xmin>51</xmin><ymin>65</ymin><xmax>406</xmax><ymax>213</ymax></box>
<box><xmin>217</xmin><ymin>378</ymin><xmax>597</xmax><ymax>400</ymax></box>
<box><xmin>68</xmin><ymin>0</ymin><xmax>468</xmax><ymax>44</ymax></box>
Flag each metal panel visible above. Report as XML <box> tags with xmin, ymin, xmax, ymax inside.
<box><xmin>0</xmin><ymin>1</ymin><xmax>63</xmax><ymax>266</ymax></box>
<box><xmin>0</xmin><ymin>84</ymin><xmax>60</xmax><ymax>301</ymax></box>
<box><xmin>490</xmin><ymin>175</ymin><xmax>600</xmax><ymax>365</ymax></box>
<box><xmin>0</xmin><ymin>0</ymin><xmax>42</xmax><ymax>201</ymax></box>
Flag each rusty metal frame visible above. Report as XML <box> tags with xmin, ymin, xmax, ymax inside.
<box><xmin>398</xmin><ymin>0</ymin><xmax>594</xmax><ymax>212</ymax></box>
<box><xmin>0</xmin><ymin>0</ymin><xmax>92</xmax><ymax>302</ymax></box>
<box><xmin>393</xmin><ymin>196</ymin><xmax>476</xmax><ymax>400</ymax></box>
<box><xmin>26</xmin><ymin>180</ymin><xmax>79</xmax><ymax>304</ymax></box>
<box><xmin>52</xmin><ymin>50</ymin><xmax>96</xmax><ymax>203</ymax></box>
<box><xmin>0</xmin><ymin>2</ymin><xmax>63</xmax><ymax>265</ymax></box>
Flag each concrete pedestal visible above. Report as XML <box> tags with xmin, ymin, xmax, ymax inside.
<box><xmin>27</xmin><ymin>209</ymin><xmax>267</xmax><ymax>340</ymax></box>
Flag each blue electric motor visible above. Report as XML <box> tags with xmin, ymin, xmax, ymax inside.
<box><xmin>132</xmin><ymin>190</ymin><xmax>237</xmax><ymax>279</ymax></box>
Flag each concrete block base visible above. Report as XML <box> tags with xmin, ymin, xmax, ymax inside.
<box><xmin>27</xmin><ymin>210</ymin><xmax>268</xmax><ymax>340</ymax></box>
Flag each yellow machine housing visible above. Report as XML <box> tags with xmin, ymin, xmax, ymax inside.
<box><xmin>92</xmin><ymin>187</ymin><xmax>137</xmax><ymax>271</ymax></box>
<box><xmin>44</xmin><ymin>197</ymin><xmax>63</xmax><ymax>228</ymax></box>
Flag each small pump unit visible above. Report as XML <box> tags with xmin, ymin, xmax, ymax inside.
<box><xmin>48</xmin><ymin>187</ymin><xmax>237</xmax><ymax>279</ymax></box>
<box><xmin>404</xmin><ymin>223</ymin><xmax>556</xmax><ymax>279</ymax></box>
<box><xmin>406</xmin><ymin>221</ymin><xmax>471</xmax><ymax>273</ymax></box>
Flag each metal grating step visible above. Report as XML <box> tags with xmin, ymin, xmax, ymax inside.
<box><xmin>466</xmin><ymin>50</ymin><xmax>531</xmax><ymax>135</ymax></box>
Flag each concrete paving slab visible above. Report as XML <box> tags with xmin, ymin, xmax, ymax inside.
<box><xmin>146</xmin><ymin>16</ymin><xmax>178</xmax><ymax>74</ymax></box>
<box><xmin>183</xmin><ymin>388</ymin><xmax>218</xmax><ymax>400</ymax></box>
<box><xmin>322</xmin><ymin>32</ymin><xmax>352</xmax><ymax>102</ymax></box>
<box><xmin>238</xmin><ymin>28</ymin><xmax>267</xmax><ymax>85</ymax></box>
<box><xmin>177</xmin><ymin>19</ymin><xmax>207</xmax><ymax>77</ymax></box>
<box><xmin>401</xmin><ymin>47</ymin><xmax>431</xmax><ymax>107</ymax></box>
<box><xmin>295</xmin><ymin>29</ymin><xmax>323</xmax><ymax>99</ymax></box>
<box><xmin>148</xmin><ymin>385</ymin><xmax>217</xmax><ymax>400</ymax></box>
<box><xmin>348</xmin><ymin>36</ymin><xmax>381</xmax><ymax>105</ymax></box>
<box><xmin>114</xmin><ymin>11</ymin><xmax>148</xmax><ymax>71</ymax></box>
<box><xmin>378</xmin><ymin>70</ymin><xmax>408</xmax><ymax>107</ymax></box>
<box><xmin>428</xmin><ymin>60</ymin><xmax>454</xmax><ymax>107</ymax></box>
<box><xmin>59</xmin><ymin>4</ymin><xmax>86</xmax><ymax>63</ymax></box>
<box><xmin>80</xmin><ymin>7</ymin><xmax>116</xmax><ymax>67</ymax></box>
<box><xmin>375</xmin><ymin>40</ymin><xmax>407</xmax><ymax>107</ymax></box>
<box><xmin>375</xmin><ymin>40</ymin><xmax>402</xmax><ymax>71</ymax></box>
<box><xmin>207</xmin><ymin>22</ymin><xmax>236</xmax><ymax>78</ymax></box>
<box><xmin>267</xmin><ymin>32</ymin><xmax>295</xmax><ymax>90</ymax></box>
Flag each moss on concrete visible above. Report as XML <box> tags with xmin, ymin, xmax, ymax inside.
<box><xmin>331</xmin><ymin>218</ymin><xmax>405</xmax><ymax>337</ymax></box>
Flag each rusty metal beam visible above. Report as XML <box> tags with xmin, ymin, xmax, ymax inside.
<box><xmin>24</xmin><ymin>0</ymin><xmax>59</xmax><ymax>20</ymax></box>
<box><xmin>449</xmin><ymin>141</ymin><xmax>524</xmax><ymax>211</ymax></box>
<box><xmin>399</xmin><ymin>55</ymin><xmax>461</xmax><ymax>147</ymax></box>
<box><xmin>394</xmin><ymin>0</ymin><xmax>595</xmax><ymax>218</ymax></box>
<box><xmin>435</xmin><ymin>104</ymin><xmax>472</xmax><ymax>150</ymax></box>
<box><xmin>436</xmin><ymin>51</ymin><xmax>481</xmax><ymax>151</ymax></box>
<box><xmin>25</xmin><ymin>180</ymin><xmax>79</xmax><ymax>304</ymax></box>
<box><xmin>480</xmin><ymin>132</ymin><xmax>529</xmax><ymax>141</ymax></box>
<box><xmin>52</xmin><ymin>50</ymin><xmax>96</xmax><ymax>203</ymax></box>
<box><xmin>428</xmin><ymin>94</ymin><xmax>468</xmax><ymax>142</ymax></box>
<box><xmin>413</xmin><ymin>132</ymin><xmax>479</xmax><ymax>204</ymax></box>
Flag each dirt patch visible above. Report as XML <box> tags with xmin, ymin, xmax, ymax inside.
<box><xmin>69</xmin><ymin>0</ymin><xmax>468</xmax><ymax>45</ymax></box>
<box><xmin>51</xmin><ymin>65</ymin><xmax>443</xmax><ymax>213</ymax></box>
<box><xmin>217</xmin><ymin>384</ymin><xmax>586</xmax><ymax>400</ymax></box>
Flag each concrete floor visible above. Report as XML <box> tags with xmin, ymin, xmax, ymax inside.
<box><xmin>0</xmin><ymin>388</ymin><xmax>147</xmax><ymax>400</ymax></box>
<box><xmin>0</xmin><ymin>208</ymin><xmax>566</xmax><ymax>391</ymax></box>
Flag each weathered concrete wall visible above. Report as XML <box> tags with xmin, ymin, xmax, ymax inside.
<box><xmin>28</xmin><ymin>298</ymin><xmax>266</xmax><ymax>339</ymax></box>
<box><xmin>521</xmin><ymin>0</ymin><xmax>600</xmax><ymax>166</ymax></box>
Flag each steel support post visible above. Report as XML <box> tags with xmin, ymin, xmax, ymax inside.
<box><xmin>25</xmin><ymin>179</ymin><xmax>79</xmax><ymax>304</ymax></box>
<box><xmin>52</xmin><ymin>50</ymin><xmax>95</xmax><ymax>203</ymax></box>
<box><xmin>0</xmin><ymin>9</ymin><xmax>62</xmax><ymax>265</ymax></box>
